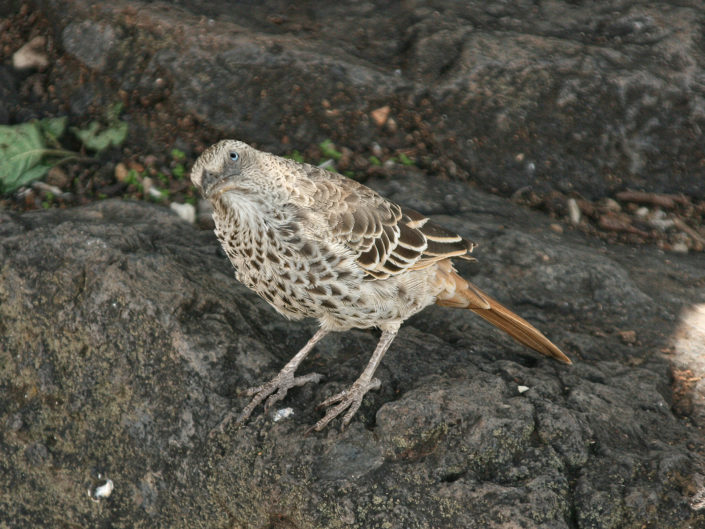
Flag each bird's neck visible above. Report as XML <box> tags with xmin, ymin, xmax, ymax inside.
<box><xmin>212</xmin><ymin>192</ymin><xmax>297</xmax><ymax>255</ymax></box>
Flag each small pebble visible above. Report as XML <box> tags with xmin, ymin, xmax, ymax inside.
<box><xmin>89</xmin><ymin>479</ymin><xmax>114</xmax><ymax>502</ymax></box>
<box><xmin>567</xmin><ymin>198</ymin><xmax>581</xmax><ymax>225</ymax></box>
<box><xmin>12</xmin><ymin>36</ymin><xmax>48</xmax><ymax>70</ymax></box>
<box><xmin>128</xmin><ymin>161</ymin><xmax>145</xmax><ymax>173</ymax></box>
<box><xmin>337</xmin><ymin>147</ymin><xmax>353</xmax><ymax>170</ymax></box>
<box><xmin>600</xmin><ymin>197</ymin><xmax>621</xmax><ymax>212</ymax></box>
<box><xmin>385</xmin><ymin>117</ymin><xmax>398</xmax><ymax>133</ymax></box>
<box><xmin>371</xmin><ymin>105</ymin><xmax>391</xmax><ymax>127</ymax></box>
<box><xmin>549</xmin><ymin>223</ymin><xmax>563</xmax><ymax>234</ymax></box>
<box><xmin>635</xmin><ymin>206</ymin><xmax>649</xmax><ymax>218</ymax></box>
<box><xmin>272</xmin><ymin>407</ymin><xmax>295</xmax><ymax>422</ymax></box>
<box><xmin>46</xmin><ymin>166</ymin><xmax>69</xmax><ymax>188</ymax></box>
<box><xmin>599</xmin><ymin>214</ymin><xmax>633</xmax><ymax>233</ymax></box>
<box><xmin>114</xmin><ymin>162</ymin><xmax>129</xmax><ymax>182</ymax></box>
<box><xmin>671</xmin><ymin>242</ymin><xmax>689</xmax><ymax>254</ymax></box>
<box><xmin>690</xmin><ymin>486</ymin><xmax>705</xmax><ymax>510</ymax></box>
<box><xmin>618</xmin><ymin>330</ymin><xmax>637</xmax><ymax>344</ymax></box>
<box><xmin>649</xmin><ymin>218</ymin><xmax>675</xmax><ymax>232</ymax></box>
<box><xmin>170</xmin><ymin>202</ymin><xmax>196</xmax><ymax>224</ymax></box>
<box><xmin>148</xmin><ymin>187</ymin><xmax>164</xmax><ymax>200</ymax></box>
<box><xmin>517</xmin><ymin>385</ymin><xmax>530</xmax><ymax>394</ymax></box>
<box><xmin>32</xmin><ymin>181</ymin><xmax>62</xmax><ymax>196</ymax></box>
<box><xmin>142</xmin><ymin>177</ymin><xmax>153</xmax><ymax>195</ymax></box>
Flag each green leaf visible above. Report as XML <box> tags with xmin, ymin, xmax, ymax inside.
<box><xmin>319</xmin><ymin>139</ymin><xmax>342</xmax><ymax>160</ymax></box>
<box><xmin>172</xmin><ymin>164</ymin><xmax>185</xmax><ymax>179</ymax></box>
<box><xmin>398</xmin><ymin>152</ymin><xmax>414</xmax><ymax>166</ymax></box>
<box><xmin>107</xmin><ymin>102</ymin><xmax>124</xmax><ymax>123</ymax></box>
<box><xmin>0</xmin><ymin>122</ymin><xmax>48</xmax><ymax>193</ymax></box>
<box><xmin>37</xmin><ymin>116</ymin><xmax>67</xmax><ymax>141</ymax></box>
<box><xmin>0</xmin><ymin>118</ymin><xmax>78</xmax><ymax>193</ymax></box>
<box><xmin>170</xmin><ymin>148</ymin><xmax>186</xmax><ymax>161</ymax></box>
<box><xmin>72</xmin><ymin>120</ymin><xmax>128</xmax><ymax>152</ymax></box>
<box><xmin>16</xmin><ymin>163</ymin><xmax>52</xmax><ymax>189</ymax></box>
<box><xmin>285</xmin><ymin>150</ymin><xmax>304</xmax><ymax>163</ymax></box>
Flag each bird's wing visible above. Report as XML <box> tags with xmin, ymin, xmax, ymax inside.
<box><xmin>294</xmin><ymin>167</ymin><xmax>475</xmax><ymax>280</ymax></box>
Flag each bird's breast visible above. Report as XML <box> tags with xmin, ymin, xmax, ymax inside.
<box><xmin>211</xmin><ymin>197</ymin><xmax>440</xmax><ymax>331</ymax></box>
<box><xmin>212</xmin><ymin>201</ymin><xmax>360</xmax><ymax>321</ymax></box>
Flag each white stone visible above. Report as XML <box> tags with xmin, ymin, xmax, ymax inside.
<box><xmin>170</xmin><ymin>202</ymin><xmax>196</xmax><ymax>224</ymax></box>
<box><xmin>13</xmin><ymin>36</ymin><xmax>49</xmax><ymax>70</ymax></box>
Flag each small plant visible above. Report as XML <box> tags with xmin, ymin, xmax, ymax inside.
<box><xmin>0</xmin><ymin>117</ymin><xmax>78</xmax><ymax>193</ymax></box>
<box><xmin>41</xmin><ymin>191</ymin><xmax>54</xmax><ymax>209</ymax></box>
<box><xmin>172</xmin><ymin>164</ymin><xmax>185</xmax><ymax>179</ymax></box>
<box><xmin>170</xmin><ymin>148</ymin><xmax>187</xmax><ymax>180</ymax></box>
<box><xmin>398</xmin><ymin>152</ymin><xmax>414</xmax><ymax>166</ymax></box>
<box><xmin>319</xmin><ymin>139</ymin><xmax>342</xmax><ymax>161</ymax></box>
<box><xmin>71</xmin><ymin>103</ymin><xmax>128</xmax><ymax>152</ymax></box>
<box><xmin>368</xmin><ymin>155</ymin><xmax>381</xmax><ymax>166</ymax></box>
<box><xmin>0</xmin><ymin>102</ymin><xmax>130</xmax><ymax>194</ymax></box>
<box><xmin>285</xmin><ymin>150</ymin><xmax>305</xmax><ymax>163</ymax></box>
<box><xmin>170</xmin><ymin>148</ymin><xmax>186</xmax><ymax>161</ymax></box>
<box><xmin>125</xmin><ymin>169</ymin><xmax>144</xmax><ymax>192</ymax></box>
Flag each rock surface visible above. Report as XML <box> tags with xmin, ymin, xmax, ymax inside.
<box><xmin>32</xmin><ymin>0</ymin><xmax>705</xmax><ymax>199</ymax></box>
<box><xmin>1</xmin><ymin>176</ymin><xmax>704</xmax><ymax>528</ymax></box>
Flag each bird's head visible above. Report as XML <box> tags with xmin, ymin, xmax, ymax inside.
<box><xmin>190</xmin><ymin>139</ymin><xmax>291</xmax><ymax>203</ymax></box>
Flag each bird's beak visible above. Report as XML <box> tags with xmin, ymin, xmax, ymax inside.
<box><xmin>202</xmin><ymin>171</ymin><xmax>239</xmax><ymax>200</ymax></box>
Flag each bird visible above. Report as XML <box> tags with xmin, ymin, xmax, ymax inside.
<box><xmin>190</xmin><ymin>139</ymin><xmax>571</xmax><ymax>433</ymax></box>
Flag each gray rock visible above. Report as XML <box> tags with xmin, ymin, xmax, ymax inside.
<box><xmin>35</xmin><ymin>0</ymin><xmax>705</xmax><ymax>198</ymax></box>
<box><xmin>62</xmin><ymin>20</ymin><xmax>117</xmax><ymax>71</ymax></box>
<box><xmin>1</xmin><ymin>183</ymin><xmax>703</xmax><ymax>527</ymax></box>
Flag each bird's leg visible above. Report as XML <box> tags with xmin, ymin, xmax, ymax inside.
<box><xmin>210</xmin><ymin>328</ymin><xmax>328</xmax><ymax>435</ymax></box>
<box><xmin>308</xmin><ymin>326</ymin><xmax>399</xmax><ymax>433</ymax></box>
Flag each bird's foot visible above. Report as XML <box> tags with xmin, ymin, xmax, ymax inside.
<box><xmin>307</xmin><ymin>377</ymin><xmax>381</xmax><ymax>433</ymax></box>
<box><xmin>209</xmin><ymin>370</ymin><xmax>323</xmax><ymax>437</ymax></box>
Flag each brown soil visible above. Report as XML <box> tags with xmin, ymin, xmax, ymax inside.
<box><xmin>2</xmin><ymin>3</ymin><xmax>704</xmax><ymax>255</ymax></box>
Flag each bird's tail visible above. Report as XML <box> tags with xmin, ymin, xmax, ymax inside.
<box><xmin>435</xmin><ymin>262</ymin><xmax>571</xmax><ymax>364</ymax></box>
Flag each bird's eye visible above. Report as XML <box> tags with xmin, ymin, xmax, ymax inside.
<box><xmin>229</xmin><ymin>151</ymin><xmax>239</xmax><ymax>162</ymax></box>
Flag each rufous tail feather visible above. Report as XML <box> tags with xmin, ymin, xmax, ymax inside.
<box><xmin>436</xmin><ymin>268</ymin><xmax>571</xmax><ymax>364</ymax></box>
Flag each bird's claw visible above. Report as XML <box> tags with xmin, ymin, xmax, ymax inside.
<box><xmin>307</xmin><ymin>377</ymin><xmax>381</xmax><ymax>434</ymax></box>
<box><xmin>208</xmin><ymin>371</ymin><xmax>323</xmax><ymax>436</ymax></box>
<box><xmin>241</xmin><ymin>371</ymin><xmax>324</xmax><ymax>419</ymax></box>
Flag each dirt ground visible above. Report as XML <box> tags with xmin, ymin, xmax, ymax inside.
<box><xmin>2</xmin><ymin>2</ymin><xmax>704</xmax><ymax>254</ymax></box>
